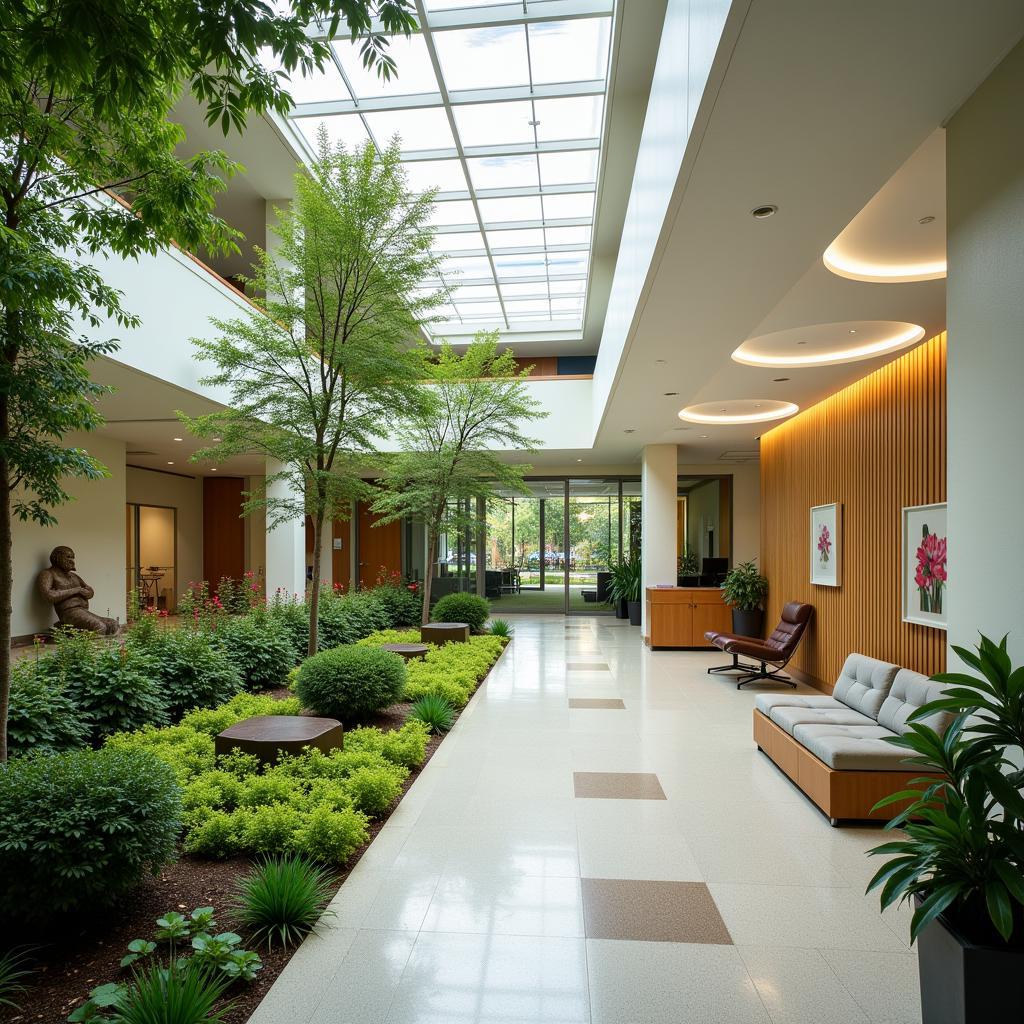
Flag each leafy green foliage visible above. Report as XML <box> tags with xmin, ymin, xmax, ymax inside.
<box><xmin>131</xmin><ymin>627</ymin><xmax>242</xmax><ymax>719</ymax></box>
<box><xmin>295</xmin><ymin>646</ymin><xmax>407</xmax><ymax>723</ymax></box>
<box><xmin>721</xmin><ymin>560</ymin><xmax>769</xmax><ymax>612</ymax></box>
<box><xmin>409</xmin><ymin>694</ymin><xmax>455</xmax><ymax>734</ymax></box>
<box><xmin>180</xmin><ymin>136</ymin><xmax>441</xmax><ymax>656</ymax></box>
<box><xmin>607</xmin><ymin>555</ymin><xmax>642</xmax><ymax>604</ymax></box>
<box><xmin>488</xmin><ymin>618</ymin><xmax>513</xmax><ymax>638</ymax></box>
<box><xmin>342</xmin><ymin>764</ymin><xmax>407</xmax><ymax>815</ymax></box>
<box><xmin>6</xmin><ymin>658</ymin><xmax>89</xmax><ymax>754</ymax></box>
<box><xmin>370</xmin><ymin>335</ymin><xmax>546</xmax><ymax>623</ymax></box>
<box><xmin>431</xmin><ymin>593</ymin><xmax>491</xmax><ymax>634</ymax></box>
<box><xmin>345</xmin><ymin>720</ymin><xmax>431</xmax><ymax>770</ymax></box>
<box><xmin>0</xmin><ymin>747</ymin><xmax>181</xmax><ymax>922</ymax></box>
<box><xmin>368</xmin><ymin>576</ymin><xmax>423</xmax><ymax>627</ymax></box>
<box><xmin>214</xmin><ymin>611</ymin><xmax>294</xmax><ymax>691</ymax></box>
<box><xmin>867</xmin><ymin>634</ymin><xmax>1024</xmax><ymax>944</ymax></box>
<box><xmin>0</xmin><ymin>947</ymin><xmax>35</xmax><ymax>1012</ymax></box>
<box><xmin>233</xmin><ymin>855</ymin><xmax>336</xmax><ymax>949</ymax></box>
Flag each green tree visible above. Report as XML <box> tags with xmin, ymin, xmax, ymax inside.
<box><xmin>371</xmin><ymin>335</ymin><xmax>547</xmax><ymax>624</ymax></box>
<box><xmin>181</xmin><ymin>134</ymin><xmax>441</xmax><ymax>654</ymax></box>
<box><xmin>0</xmin><ymin>0</ymin><xmax>416</xmax><ymax>760</ymax></box>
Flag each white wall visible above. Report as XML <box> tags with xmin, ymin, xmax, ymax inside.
<box><xmin>946</xmin><ymin>39</ymin><xmax>1024</xmax><ymax>664</ymax></box>
<box><xmin>12</xmin><ymin>433</ymin><xmax>127</xmax><ymax>638</ymax></box>
<box><xmin>641</xmin><ymin>444</ymin><xmax>679</xmax><ymax>632</ymax></box>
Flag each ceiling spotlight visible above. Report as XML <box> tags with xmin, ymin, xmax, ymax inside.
<box><xmin>173</xmin><ymin>437</ymin><xmax>183</xmax><ymax>442</ymax></box>
<box><xmin>751</xmin><ymin>204</ymin><xmax>778</xmax><ymax>219</ymax></box>
<box><xmin>663</xmin><ymin>391</ymin><xmax>679</xmax><ymax>396</ymax></box>
<box><xmin>674</xmin><ymin>426</ymin><xmax>690</xmax><ymax>431</ymax></box>
<box><xmin>576</xmin><ymin>458</ymin><xmax>583</xmax><ymax>462</ymax></box>
<box><xmin>167</xmin><ymin>461</ymin><xmax>174</xmax><ymax>465</ymax></box>
<box><xmin>654</xmin><ymin>358</ymin><xmax>667</xmax><ymax>364</ymax></box>
<box><xmin>772</xmin><ymin>377</ymin><xmax>790</xmax><ymax>382</ymax></box>
<box><xmin>211</xmin><ymin>468</ymin><xmax>218</xmax><ymax>472</ymax></box>
<box><xmin>624</xmin><ymin>428</ymin><xmax>636</xmax><ymax>434</ymax></box>
<box><xmin>918</xmin><ymin>215</ymin><xmax>935</xmax><ymax>225</ymax></box>
<box><xmin>699</xmin><ymin>434</ymin><xmax>709</xmax><ymax>438</ymax></box>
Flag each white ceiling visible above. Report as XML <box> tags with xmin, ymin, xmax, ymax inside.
<box><xmin>591</xmin><ymin>0</ymin><xmax>1024</xmax><ymax>465</ymax></box>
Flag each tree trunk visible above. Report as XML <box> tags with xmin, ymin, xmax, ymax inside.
<box><xmin>0</xmin><ymin>415</ymin><xmax>11</xmax><ymax>763</ymax></box>
<box><xmin>421</xmin><ymin>530</ymin><xmax>436</xmax><ymax>626</ymax></box>
<box><xmin>308</xmin><ymin>508</ymin><xmax>325</xmax><ymax>658</ymax></box>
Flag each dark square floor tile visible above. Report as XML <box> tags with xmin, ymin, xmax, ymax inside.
<box><xmin>566</xmin><ymin>662</ymin><xmax>609</xmax><ymax>671</ymax></box>
<box><xmin>573</xmin><ymin>771</ymin><xmax>666</xmax><ymax>800</ymax></box>
<box><xmin>568</xmin><ymin>698</ymin><xmax>626</xmax><ymax>709</ymax></box>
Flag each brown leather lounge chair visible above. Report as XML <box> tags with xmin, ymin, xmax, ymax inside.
<box><xmin>704</xmin><ymin>602</ymin><xmax>814</xmax><ymax>689</ymax></box>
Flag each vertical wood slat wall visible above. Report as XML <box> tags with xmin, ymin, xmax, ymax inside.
<box><xmin>759</xmin><ymin>334</ymin><xmax>947</xmax><ymax>691</ymax></box>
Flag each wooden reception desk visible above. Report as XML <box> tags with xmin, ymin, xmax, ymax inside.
<box><xmin>645</xmin><ymin>587</ymin><xmax>731</xmax><ymax>649</ymax></box>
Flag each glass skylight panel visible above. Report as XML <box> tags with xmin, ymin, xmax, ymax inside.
<box><xmin>441</xmin><ymin>254</ymin><xmax>493</xmax><ymax>277</ymax></box>
<box><xmin>487</xmin><ymin>227</ymin><xmax>546</xmax><ymax>250</ymax></box>
<box><xmin>434</xmin><ymin>26</ymin><xmax>530</xmax><ymax>91</ymax></box>
<box><xmin>456</xmin><ymin>300</ymin><xmax>504</xmax><ymax>316</ymax></box>
<box><xmin>401</xmin><ymin>159</ymin><xmax>468</xmax><ymax>194</ymax></box>
<box><xmin>551</xmin><ymin>296</ymin><xmax>584</xmax><ymax>311</ymax></box>
<box><xmin>527</xmin><ymin>19</ymin><xmax>611</xmax><ymax>85</ymax></box>
<box><xmin>333</xmin><ymin>34</ymin><xmax>438</xmax><ymax>98</ymax></box>
<box><xmin>493</xmin><ymin>252</ymin><xmax>548</xmax><ymax>278</ymax></box>
<box><xmin>545</xmin><ymin>225</ymin><xmax>592</xmax><ymax>246</ymax></box>
<box><xmin>425</xmin><ymin>0</ymin><xmax>513</xmax><ymax>9</ymax></box>
<box><xmin>296</xmin><ymin>114</ymin><xmax>371</xmax><ymax>153</ymax></box>
<box><xmin>363</xmin><ymin>107</ymin><xmax>455</xmax><ymax>153</ymax></box>
<box><xmin>539</xmin><ymin>151</ymin><xmax>599</xmax><ymax>187</ymax></box>
<box><xmin>532</xmin><ymin>96</ymin><xmax>604</xmax><ymax>142</ymax></box>
<box><xmin>501</xmin><ymin>281</ymin><xmax>548</xmax><ymax>298</ymax></box>
<box><xmin>542</xmin><ymin>192</ymin><xmax>595</xmax><ymax>220</ymax></box>
<box><xmin>429</xmin><ymin>200</ymin><xmax>477</xmax><ymax>226</ymax></box>
<box><xmin>450</xmin><ymin>284</ymin><xmax>499</xmax><ymax>302</ymax></box>
<box><xmin>466</xmin><ymin>155</ymin><xmax>539</xmax><ymax>191</ymax></box>
<box><xmin>504</xmin><ymin>298</ymin><xmax>548</xmax><ymax>313</ymax></box>
<box><xmin>547</xmin><ymin>252</ymin><xmax>589</xmax><ymax>276</ymax></box>
<box><xmin>454</xmin><ymin>100</ymin><xmax>535</xmax><ymax>148</ymax></box>
<box><xmin>549</xmin><ymin>279</ymin><xmax>585</xmax><ymax>295</ymax></box>
<box><xmin>431</xmin><ymin>230</ymin><xmax>485</xmax><ymax>252</ymax></box>
<box><xmin>260</xmin><ymin>49</ymin><xmax>349</xmax><ymax>105</ymax></box>
<box><xmin>477</xmin><ymin>195</ymin><xmax>543</xmax><ymax>224</ymax></box>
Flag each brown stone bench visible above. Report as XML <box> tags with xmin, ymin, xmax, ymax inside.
<box><xmin>421</xmin><ymin>622</ymin><xmax>470</xmax><ymax>645</ymax></box>
<box><xmin>215</xmin><ymin>715</ymin><xmax>343</xmax><ymax>766</ymax></box>
<box><xmin>380</xmin><ymin>642</ymin><xmax>429</xmax><ymax>661</ymax></box>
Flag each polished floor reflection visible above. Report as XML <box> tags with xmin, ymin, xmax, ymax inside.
<box><xmin>249</xmin><ymin>615</ymin><xmax>920</xmax><ymax>1024</ymax></box>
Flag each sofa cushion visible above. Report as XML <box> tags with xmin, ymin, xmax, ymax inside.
<box><xmin>877</xmin><ymin>669</ymin><xmax>954</xmax><ymax>736</ymax></box>
<box><xmin>831</xmin><ymin>653</ymin><xmax>900</xmax><ymax>720</ymax></box>
<box><xmin>754</xmin><ymin>693</ymin><xmax>844</xmax><ymax>716</ymax></box>
<box><xmin>769</xmin><ymin>704</ymin><xmax>876</xmax><ymax>736</ymax></box>
<box><xmin>793</xmin><ymin>723</ymin><xmax>917</xmax><ymax>771</ymax></box>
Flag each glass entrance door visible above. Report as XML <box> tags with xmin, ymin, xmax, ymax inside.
<box><xmin>567</xmin><ymin>480</ymin><xmax>620</xmax><ymax>613</ymax></box>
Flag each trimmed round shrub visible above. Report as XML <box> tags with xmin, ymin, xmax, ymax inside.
<box><xmin>0</xmin><ymin>746</ymin><xmax>182</xmax><ymax>922</ymax></box>
<box><xmin>431</xmin><ymin>593</ymin><xmax>491</xmax><ymax>634</ymax></box>
<box><xmin>7</xmin><ymin>661</ymin><xmax>90</xmax><ymax>754</ymax></box>
<box><xmin>215</xmin><ymin>612</ymin><xmax>294</xmax><ymax>691</ymax></box>
<box><xmin>294</xmin><ymin>646</ymin><xmax>406</xmax><ymax>723</ymax></box>
<box><xmin>138</xmin><ymin>628</ymin><xmax>243</xmax><ymax>719</ymax></box>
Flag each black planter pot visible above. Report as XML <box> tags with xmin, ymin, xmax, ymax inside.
<box><xmin>627</xmin><ymin>600</ymin><xmax>641</xmax><ymax>626</ymax></box>
<box><xmin>731</xmin><ymin>607</ymin><xmax>763</xmax><ymax>638</ymax></box>
<box><xmin>614</xmin><ymin>599</ymin><xmax>628</xmax><ymax>619</ymax></box>
<box><xmin>917</xmin><ymin>903</ymin><xmax>1024</xmax><ymax>1023</ymax></box>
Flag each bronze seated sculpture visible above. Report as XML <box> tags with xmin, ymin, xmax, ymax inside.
<box><xmin>37</xmin><ymin>545</ymin><xmax>119</xmax><ymax>635</ymax></box>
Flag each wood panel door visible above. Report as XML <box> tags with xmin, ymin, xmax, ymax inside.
<box><xmin>357</xmin><ymin>501</ymin><xmax>401</xmax><ymax>588</ymax></box>
<box><xmin>332</xmin><ymin>519</ymin><xmax>351</xmax><ymax>592</ymax></box>
<box><xmin>203</xmin><ymin>477</ymin><xmax>245</xmax><ymax>591</ymax></box>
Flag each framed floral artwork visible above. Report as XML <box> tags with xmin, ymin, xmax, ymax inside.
<box><xmin>810</xmin><ymin>503</ymin><xmax>841</xmax><ymax>586</ymax></box>
<box><xmin>902</xmin><ymin>502</ymin><xmax>947</xmax><ymax>629</ymax></box>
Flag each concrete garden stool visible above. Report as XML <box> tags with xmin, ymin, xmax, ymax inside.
<box><xmin>380</xmin><ymin>642</ymin><xmax>429</xmax><ymax>661</ymax></box>
<box><xmin>215</xmin><ymin>715</ymin><xmax>343</xmax><ymax>766</ymax></box>
<box><xmin>420</xmin><ymin>622</ymin><xmax>470</xmax><ymax>645</ymax></box>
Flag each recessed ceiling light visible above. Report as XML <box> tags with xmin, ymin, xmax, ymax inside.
<box><xmin>576</xmin><ymin>458</ymin><xmax>583</xmax><ymax>462</ymax></box>
<box><xmin>663</xmin><ymin>392</ymin><xmax>679</xmax><ymax>396</ymax></box>
<box><xmin>849</xmin><ymin>329</ymin><xmax>857</xmax><ymax>334</ymax></box>
<box><xmin>679</xmin><ymin>399</ymin><xmax>799</xmax><ymax>425</ymax></box>
<box><xmin>654</xmin><ymin>359</ymin><xmax>667</xmax><ymax>365</ymax></box>
<box><xmin>211</xmin><ymin>467</ymin><xmax>217</xmax><ymax>471</ymax></box>
<box><xmin>167</xmin><ymin>461</ymin><xmax>174</xmax><ymax>465</ymax></box>
<box><xmin>751</xmin><ymin>204</ymin><xmax>777</xmax><ymax>219</ymax></box>
<box><xmin>623</xmin><ymin>428</ymin><xmax>636</xmax><ymax>434</ymax></box>
<box><xmin>772</xmin><ymin>377</ymin><xmax>790</xmax><ymax>382</ymax></box>
<box><xmin>699</xmin><ymin>434</ymin><xmax>709</xmax><ymax>438</ymax></box>
<box><xmin>173</xmin><ymin>437</ymin><xmax>183</xmax><ymax>442</ymax></box>
<box><xmin>918</xmin><ymin>215</ymin><xmax>935</xmax><ymax>225</ymax></box>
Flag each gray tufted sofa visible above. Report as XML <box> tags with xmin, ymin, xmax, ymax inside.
<box><xmin>752</xmin><ymin>653</ymin><xmax>952</xmax><ymax>824</ymax></box>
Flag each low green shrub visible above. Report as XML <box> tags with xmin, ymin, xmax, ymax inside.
<box><xmin>106</xmin><ymin>723</ymin><xmax>216</xmax><ymax>783</ymax></box>
<box><xmin>233</xmin><ymin>855</ymin><xmax>335</xmax><ymax>949</ymax></box>
<box><xmin>369</xmin><ymin>582</ymin><xmax>422</xmax><ymax>628</ymax></box>
<box><xmin>488</xmin><ymin>618</ymin><xmax>513</xmax><ymax>638</ymax></box>
<box><xmin>295</xmin><ymin>646</ymin><xmax>406</xmax><ymax>723</ymax></box>
<box><xmin>6</xmin><ymin>660</ymin><xmax>89</xmax><ymax>754</ymax></box>
<box><xmin>355</xmin><ymin>628</ymin><xmax>423</xmax><ymax>647</ymax></box>
<box><xmin>431</xmin><ymin>593</ymin><xmax>491</xmax><ymax>633</ymax></box>
<box><xmin>214</xmin><ymin>611</ymin><xmax>294</xmax><ymax>691</ymax></box>
<box><xmin>409</xmin><ymin>693</ymin><xmax>455</xmax><ymax>734</ymax></box>
<box><xmin>291</xmin><ymin>804</ymin><xmax>368</xmax><ymax>864</ymax></box>
<box><xmin>345</xmin><ymin>720</ymin><xmax>430</xmax><ymax>770</ymax></box>
<box><xmin>402</xmin><ymin>635</ymin><xmax>506</xmax><ymax>708</ymax></box>
<box><xmin>267</xmin><ymin>593</ymin><xmax>310</xmax><ymax>663</ymax></box>
<box><xmin>342</xmin><ymin>763</ymin><xmax>407</xmax><ymax>816</ymax></box>
<box><xmin>135</xmin><ymin>627</ymin><xmax>242</xmax><ymax>719</ymax></box>
<box><xmin>0</xmin><ymin>747</ymin><xmax>182</xmax><ymax>922</ymax></box>
<box><xmin>181</xmin><ymin>692</ymin><xmax>302</xmax><ymax>737</ymax></box>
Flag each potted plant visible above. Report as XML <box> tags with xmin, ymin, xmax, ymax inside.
<box><xmin>867</xmin><ymin>634</ymin><xmax>1024</xmax><ymax>1023</ymax></box>
<box><xmin>608</xmin><ymin>556</ymin><xmax>642</xmax><ymax>625</ymax></box>
<box><xmin>720</xmin><ymin>560</ymin><xmax>768</xmax><ymax>636</ymax></box>
<box><xmin>677</xmin><ymin>549</ymin><xmax>699</xmax><ymax>586</ymax></box>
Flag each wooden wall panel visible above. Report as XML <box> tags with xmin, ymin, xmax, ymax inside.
<box><xmin>357</xmin><ymin>501</ymin><xmax>402</xmax><ymax>588</ymax></box>
<box><xmin>760</xmin><ymin>334</ymin><xmax>947</xmax><ymax>691</ymax></box>
<box><xmin>202</xmin><ymin>477</ymin><xmax>245</xmax><ymax>591</ymax></box>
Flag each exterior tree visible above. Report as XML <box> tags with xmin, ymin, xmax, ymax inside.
<box><xmin>181</xmin><ymin>134</ymin><xmax>442</xmax><ymax>655</ymax></box>
<box><xmin>0</xmin><ymin>0</ymin><xmax>416</xmax><ymax>760</ymax></box>
<box><xmin>371</xmin><ymin>335</ymin><xmax>547</xmax><ymax>624</ymax></box>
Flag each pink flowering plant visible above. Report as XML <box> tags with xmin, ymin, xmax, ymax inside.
<box><xmin>816</xmin><ymin>522</ymin><xmax>832</xmax><ymax>565</ymax></box>
<box><xmin>914</xmin><ymin>524</ymin><xmax>947</xmax><ymax>614</ymax></box>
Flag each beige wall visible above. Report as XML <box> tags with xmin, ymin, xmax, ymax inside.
<box><xmin>13</xmin><ymin>433</ymin><xmax>127</xmax><ymax>638</ymax></box>
<box><xmin>947</xmin><ymin>39</ymin><xmax>1024</xmax><ymax>666</ymax></box>
<box><xmin>678</xmin><ymin>462</ymin><xmax>760</xmax><ymax>566</ymax></box>
<box><xmin>126</xmin><ymin>467</ymin><xmax>203</xmax><ymax>603</ymax></box>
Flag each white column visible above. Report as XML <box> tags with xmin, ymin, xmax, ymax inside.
<box><xmin>947</xmin><ymin>42</ymin><xmax>1024</xmax><ymax>666</ymax></box>
<box><xmin>641</xmin><ymin>444</ymin><xmax>678</xmax><ymax>635</ymax></box>
<box><xmin>264</xmin><ymin>459</ymin><xmax>306</xmax><ymax>601</ymax></box>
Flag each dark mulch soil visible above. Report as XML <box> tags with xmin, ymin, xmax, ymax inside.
<box><xmin>1</xmin><ymin>693</ymin><xmax>454</xmax><ymax>1024</ymax></box>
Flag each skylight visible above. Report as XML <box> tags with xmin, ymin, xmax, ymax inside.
<box><xmin>280</xmin><ymin>0</ymin><xmax>614</xmax><ymax>339</ymax></box>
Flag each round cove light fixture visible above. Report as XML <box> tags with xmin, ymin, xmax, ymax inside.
<box><xmin>823</xmin><ymin>242</ymin><xmax>946</xmax><ymax>283</ymax></box>
<box><xmin>678</xmin><ymin>399</ymin><xmax>798</xmax><ymax>425</ymax></box>
<box><xmin>732</xmin><ymin>320</ymin><xmax>926</xmax><ymax>368</ymax></box>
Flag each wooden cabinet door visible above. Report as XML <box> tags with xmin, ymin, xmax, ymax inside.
<box><xmin>691</xmin><ymin>591</ymin><xmax>731</xmax><ymax>642</ymax></box>
<box><xmin>651</xmin><ymin>601</ymin><xmax>693</xmax><ymax>647</ymax></box>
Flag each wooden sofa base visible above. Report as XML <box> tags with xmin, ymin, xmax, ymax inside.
<box><xmin>753</xmin><ymin>710</ymin><xmax>931</xmax><ymax>825</ymax></box>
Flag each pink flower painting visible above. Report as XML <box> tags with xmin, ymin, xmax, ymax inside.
<box><xmin>816</xmin><ymin>523</ymin><xmax>832</xmax><ymax>565</ymax></box>
<box><xmin>914</xmin><ymin>524</ymin><xmax>947</xmax><ymax>614</ymax></box>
